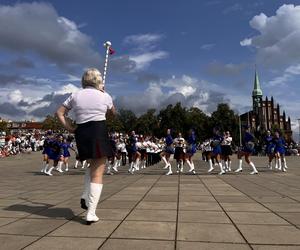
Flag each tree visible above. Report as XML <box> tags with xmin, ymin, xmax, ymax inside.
<box><xmin>106</xmin><ymin>111</ymin><xmax>124</xmax><ymax>132</ymax></box>
<box><xmin>42</xmin><ymin>115</ymin><xmax>65</xmax><ymax>131</ymax></box>
<box><xmin>185</xmin><ymin>107</ymin><xmax>210</xmax><ymax>141</ymax></box>
<box><xmin>210</xmin><ymin>103</ymin><xmax>239</xmax><ymax>144</ymax></box>
<box><xmin>158</xmin><ymin>103</ymin><xmax>187</xmax><ymax>138</ymax></box>
<box><xmin>118</xmin><ymin>109</ymin><xmax>137</xmax><ymax>133</ymax></box>
<box><xmin>134</xmin><ymin>109</ymin><xmax>159</xmax><ymax>136</ymax></box>
<box><xmin>0</xmin><ymin>120</ymin><xmax>9</xmax><ymax>134</ymax></box>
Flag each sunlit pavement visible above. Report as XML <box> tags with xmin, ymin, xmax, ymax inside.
<box><xmin>0</xmin><ymin>152</ymin><xmax>300</xmax><ymax>249</ymax></box>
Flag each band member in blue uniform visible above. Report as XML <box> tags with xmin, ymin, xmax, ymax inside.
<box><xmin>61</xmin><ymin>137</ymin><xmax>75</xmax><ymax>172</ymax></box>
<box><xmin>174</xmin><ymin>132</ymin><xmax>186</xmax><ymax>174</ymax></box>
<box><xmin>221</xmin><ymin>131</ymin><xmax>233</xmax><ymax>172</ymax></box>
<box><xmin>235</xmin><ymin>125</ymin><xmax>258</xmax><ymax>174</ymax></box>
<box><xmin>45</xmin><ymin>134</ymin><xmax>64</xmax><ymax>176</ymax></box>
<box><xmin>40</xmin><ymin>130</ymin><xmax>52</xmax><ymax>173</ymax></box>
<box><xmin>210</xmin><ymin>127</ymin><xmax>225</xmax><ymax>175</ymax></box>
<box><xmin>265</xmin><ymin>130</ymin><xmax>275</xmax><ymax>169</ymax></box>
<box><xmin>273</xmin><ymin>130</ymin><xmax>288</xmax><ymax>172</ymax></box>
<box><xmin>185</xmin><ymin>129</ymin><xmax>197</xmax><ymax>174</ymax></box>
<box><xmin>128</xmin><ymin>131</ymin><xmax>141</xmax><ymax>174</ymax></box>
<box><xmin>160</xmin><ymin>129</ymin><xmax>174</xmax><ymax>175</ymax></box>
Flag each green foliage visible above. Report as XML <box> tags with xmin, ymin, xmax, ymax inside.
<box><xmin>0</xmin><ymin>120</ymin><xmax>9</xmax><ymax>134</ymax></box>
<box><xmin>42</xmin><ymin>115</ymin><xmax>65</xmax><ymax>131</ymax></box>
<box><xmin>106</xmin><ymin>102</ymin><xmax>240</xmax><ymax>143</ymax></box>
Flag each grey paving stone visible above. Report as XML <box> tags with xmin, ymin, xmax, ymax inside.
<box><xmin>252</xmin><ymin>196</ymin><xmax>298</xmax><ymax>203</ymax></box>
<box><xmin>238</xmin><ymin>224</ymin><xmax>300</xmax><ymax>244</ymax></box>
<box><xmin>177</xmin><ymin>241</ymin><xmax>251</xmax><ymax>250</ymax></box>
<box><xmin>98</xmin><ymin>200</ymin><xmax>138</xmax><ymax>209</ymax></box>
<box><xmin>177</xmin><ymin>222</ymin><xmax>246</xmax><ymax>243</ymax></box>
<box><xmin>278</xmin><ymin>212</ymin><xmax>300</xmax><ymax>226</ymax></box>
<box><xmin>0</xmin><ymin>235</ymin><xmax>39</xmax><ymax>250</ymax></box>
<box><xmin>142</xmin><ymin>195</ymin><xmax>178</xmax><ymax>202</ymax></box>
<box><xmin>179</xmin><ymin>195</ymin><xmax>216</xmax><ymax>202</ymax></box>
<box><xmin>179</xmin><ymin>201</ymin><xmax>222</xmax><ymax>211</ymax></box>
<box><xmin>100</xmin><ymin>239</ymin><xmax>174</xmax><ymax>250</ymax></box>
<box><xmin>136</xmin><ymin>201</ymin><xmax>177</xmax><ymax>210</ymax></box>
<box><xmin>50</xmin><ymin>220</ymin><xmax>120</xmax><ymax>237</ymax></box>
<box><xmin>220</xmin><ymin>202</ymin><xmax>270</xmax><ymax>212</ymax></box>
<box><xmin>111</xmin><ymin>221</ymin><xmax>176</xmax><ymax>240</ymax></box>
<box><xmin>0</xmin><ymin>217</ymin><xmax>18</xmax><ymax>227</ymax></box>
<box><xmin>251</xmin><ymin>245</ymin><xmax>300</xmax><ymax>250</ymax></box>
<box><xmin>126</xmin><ymin>209</ymin><xmax>177</xmax><ymax>222</ymax></box>
<box><xmin>263</xmin><ymin>203</ymin><xmax>300</xmax><ymax>212</ymax></box>
<box><xmin>24</xmin><ymin>236</ymin><xmax>105</xmax><ymax>250</ymax></box>
<box><xmin>227</xmin><ymin>212</ymin><xmax>290</xmax><ymax>225</ymax></box>
<box><xmin>0</xmin><ymin>218</ymin><xmax>66</xmax><ymax>236</ymax></box>
<box><xmin>178</xmin><ymin>210</ymin><xmax>231</xmax><ymax>223</ymax></box>
<box><xmin>214</xmin><ymin>195</ymin><xmax>254</xmax><ymax>203</ymax></box>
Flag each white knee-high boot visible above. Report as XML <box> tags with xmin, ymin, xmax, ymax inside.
<box><xmin>81</xmin><ymin>168</ymin><xmax>90</xmax><ymax>209</ymax></box>
<box><xmin>46</xmin><ymin>166</ymin><xmax>55</xmax><ymax>176</ymax></box>
<box><xmin>208</xmin><ymin>159</ymin><xmax>214</xmax><ymax>172</ymax></box>
<box><xmin>112</xmin><ymin>160</ymin><xmax>118</xmax><ymax>172</ymax></box>
<box><xmin>74</xmin><ymin>160</ymin><xmax>79</xmax><ymax>169</ymax></box>
<box><xmin>228</xmin><ymin>160</ymin><xmax>232</xmax><ymax>171</ymax></box>
<box><xmin>57</xmin><ymin>161</ymin><xmax>63</xmax><ymax>172</ymax></box>
<box><xmin>249</xmin><ymin>162</ymin><xmax>258</xmax><ymax>175</ymax></box>
<box><xmin>42</xmin><ymin>162</ymin><xmax>49</xmax><ymax>173</ymax></box>
<box><xmin>219</xmin><ymin>162</ymin><xmax>225</xmax><ymax>175</ymax></box>
<box><xmin>162</xmin><ymin>156</ymin><xmax>168</xmax><ymax>169</ymax></box>
<box><xmin>186</xmin><ymin>159</ymin><xmax>193</xmax><ymax>172</ymax></box>
<box><xmin>65</xmin><ymin>163</ymin><xmax>69</xmax><ymax>171</ymax></box>
<box><xmin>282</xmin><ymin>157</ymin><xmax>287</xmax><ymax>171</ymax></box>
<box><xmin>166</xmin><ymin>164</ymin><xmax>172</xmax><ymax>175</ymax></box>
<box><xmin>235</xmin><ymin>159</ymin><xmax>243</xmax><ymax>172</ymax></box>
<box><xmin>278</xmin><ymin>157</ymin><xmax>282</xmax><ymax>171</ymax></box>
<box><xmin>86</xmin><ymin>183</ymin><xmax>103</xmax><ymax>224</ymax></box>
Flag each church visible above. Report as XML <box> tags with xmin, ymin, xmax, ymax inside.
<box><xmin>240</xmin><ymin>70</ymin><xmax>292</xmax><ymax>140</ymax></box>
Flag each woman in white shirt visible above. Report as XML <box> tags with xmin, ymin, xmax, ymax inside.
<box><xmin>57</xmin><ymin>68</ymin><xmax>115</xmax><ymax>225</ymax></box>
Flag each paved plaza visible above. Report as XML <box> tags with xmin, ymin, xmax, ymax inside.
<box><xmin>0</xmin><ymin>153</ymin><xmax>300</xmax><ymax>250</ymax></box>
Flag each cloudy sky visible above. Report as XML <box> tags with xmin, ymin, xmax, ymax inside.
<box><xmin>0</xmin><ymin>0</ymin><xmax>300</xmax><ymax>138</ymax></box>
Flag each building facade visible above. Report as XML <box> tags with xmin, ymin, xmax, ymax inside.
<box><xmin>240</xmin><ymin>70</ymin><xmax>292</xmax><ymax>140</ymax></box>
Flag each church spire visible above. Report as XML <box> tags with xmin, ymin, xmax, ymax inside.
<box><xmin>252</xmin><ymin>67</ymin><xmax>263</xmax><ymax>97</ymax></box>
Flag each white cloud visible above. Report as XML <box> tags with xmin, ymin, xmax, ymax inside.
<box><xmin>268</xmin><ymin>63</ymin><xmax>300</xmax><ymax>86</ymax></box>
<box><xmin>115</xmin><ymin>75</ymin><xmax>228</xmax><ymax>115</ymax></box>
<box><xmin>0</xmin><ymin>2</ymin><xmax>100</xmax><ymax>69</ymax></box>
<box><xmin>241</xmin><ymin>4</ymin><xmax>300</xmax><ymax>66</ymax></box>
<box><xmin>200</xmin><ymin>43</ymin><xmax>215</xmax><ymax>50</ymax></box>
<box><xmin>123</xmin><ymin>33</ymin><xmax>168</xmax><ymax>71</ymax></box>
<box><xmin>54</xmin><ymin>83</ymin><xmax>80</xmax><ymax>95</ymax></box>
<box><xmin>130</xmin><ymin>51</ymin><xmax>168</xmax><ymax>70</ymax></box>
<box><xmin>7</xmin><ymin>90</ymin><xmax>22</xmax><ymax>104</ymax></box>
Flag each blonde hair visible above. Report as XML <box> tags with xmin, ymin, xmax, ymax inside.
<box><xmin>81</xmin><ymin>68</ymin><xmax>103</xmax><ymax>89</ymax></box>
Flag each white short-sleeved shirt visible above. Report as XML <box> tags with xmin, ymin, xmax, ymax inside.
<box><xmin>63</xmin><ymin>87</ymin><xmax>113</xmax><ymax>124</ymax></box>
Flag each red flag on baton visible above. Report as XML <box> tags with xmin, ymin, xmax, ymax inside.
<box><xmin>109</xmin><ymin>47</ymin><xmax>115</xmax><ymax>55</ymax></box>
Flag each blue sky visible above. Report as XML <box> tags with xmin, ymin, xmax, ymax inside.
<box><xmin>0</xmin><ymin>0</ymin><xmax>300</xmax><ymax>138</ymax></box>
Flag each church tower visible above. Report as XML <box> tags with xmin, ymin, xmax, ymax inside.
<box><xmin>252</xmin><ymin>69</ymin><xmax>263</xmax><ymax>113</ymax></box>
<box><xmin>252</xmin><ymin>69</ymin><xmax>263</xmax><ymax>130</ymax></box>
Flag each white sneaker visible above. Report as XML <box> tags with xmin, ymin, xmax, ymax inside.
<box><xmin>46</xmin><ymin>171</ymin><xmax>53</xmax><ymax>176</ymax></box>
<box><xmin>235</xmin><ymin>168</ymin><xmax>243</xmax><ymax>173</ymax></box>
<box><xmin>58</xmin><ymin>169</ymin><xmax>63</xmax><ymax>173</ymax></box>
<box><xmin>112</xmin><ymin>166</ymin><xmax>118</xmax><ymax>172</ymax></box>
<box><xmin>65</xmin><ymin>168</ymin><xmax>69</xmax><ymax>172</ymax></box>
<box><xmin>250</xmin><ymin>170</ymin><xmax>258</xmax><ymax>175</ymax></box>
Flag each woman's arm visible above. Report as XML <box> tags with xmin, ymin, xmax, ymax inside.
<box><xmin>56</xmin><ymin>106</ymin><xmax>76</xmax><ymax>133</ymax></box>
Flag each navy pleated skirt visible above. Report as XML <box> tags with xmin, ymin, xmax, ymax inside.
<box><xmin>75</xmin><ymin>121</ymin><xmax>113</xmax><ymax>161</ymax></box>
